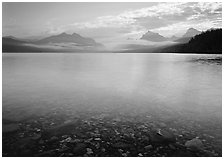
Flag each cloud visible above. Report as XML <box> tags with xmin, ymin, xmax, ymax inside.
<box><xmin>36</xmin><ymin>2</ymin><xmax>221</xmax><ymax>46</ymax></box>
<box><xmin>67</xmin><ymin>2</ymin><xmax>221</xmax><ymax>37</ymax></box>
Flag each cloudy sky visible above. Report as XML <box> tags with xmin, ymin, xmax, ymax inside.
<box><xmin>3</xmin><ymin>2</ymin><xmax>222</xmax><ymax>44</ymax></box>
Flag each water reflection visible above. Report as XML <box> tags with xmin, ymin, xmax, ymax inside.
<box><xmin>2</xmin><ymin>53</ymin><xmax>222</xmax><ymax>157</ymax></box>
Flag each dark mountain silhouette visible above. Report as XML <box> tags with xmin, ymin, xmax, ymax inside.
<box><xmin>140</xmin><ymin>31</ymin><xmax>167</xmax><ymax>42</ymax></box>
<box><xmin>3</xmin><ymin>36</ymin><xmax>26</xmax><ymax>45</ymax></box>
<box><xmin>3</xmin><ymin>36</ymin><xmax>37</xmax><ymax>42</ymax></box>
<box><xmin>2</xmin><ymin>37</ymin><xmax>66</xmax><ymax>52</ymax></box>
<box><xmin>121</xmin><ymin>28</ymin><xmax>221</xmax><ymax>54</ymax></box>
<box><xmin>159</xmin><ymin>28</ymin><xmax>222</xmax><ymax>53</ymax></box>
<box><xmin>3</xmin><ymin>32</ymin><xmax>104</xmax><ymax>53</ymax></box>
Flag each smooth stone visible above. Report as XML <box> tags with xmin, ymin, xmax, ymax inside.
<box><xmin>86</xmin><ymin>148</ymin><xmax>93</xmax><ymax>155</ymax></box>
<box><xmin>138</xmin><ymin>153</ymin><xmax>143</xmax><ymax>157</ymax></box>
<box><xmin>185</xmin><ymin>138</ymin><xmax>203</xmax><ymax>150</ymax></box>
<box><xmin>144</xmin><ymin>145</ymin><xmax>153</xmax><ymax>150</ymax></box>
<box><xmin>94</xmin><ymin>138</ymin><xmax>101</xmax><ymax>141</ymax></box>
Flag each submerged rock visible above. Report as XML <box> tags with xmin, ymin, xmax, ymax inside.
<box><xmin>150</xmin><ymin>129</ymin><xmax>176</xmax><ymax>144</ymax></box>
<box><xmin>144</xmin><ymin>145</ymin><xmax>153</xmax><ymax>150</ymax></box>
<box><xmin>185</xmin><ymin>138</ymin><xmax>203</xmax><ymax>150</ymax></box>
<box><xmin>86</xmin><ymin>148</ymin><xmax>93</xmax><ymax>155</ymax></box>
<box><xmin>138</xmin><ymin>153</ymin><xmax>143</xmax><ymax>157</ymax></box>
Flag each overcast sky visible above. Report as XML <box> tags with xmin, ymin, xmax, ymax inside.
<box><xmin>3</xmin><ymin>2</ymin><xmax>222</xmax><ymax>43</ymax></box>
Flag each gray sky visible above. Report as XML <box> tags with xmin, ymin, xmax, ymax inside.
<box><xmin>3</xmin><ymin>2</ymin><xmax>222</xmax><ymax>43</ymax></box>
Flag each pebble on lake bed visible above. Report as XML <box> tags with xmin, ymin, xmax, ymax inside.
<box><xmin>86</xmin><ymin>148</ymin><xmax>93</xmax><ymax>155</ymax></box>
<box><xmin>144</xmin><ymin>145</ymin><xmax>153</xmax><ymax>150</ymax></box>
<box><xmin>185</xmin><ymin>138</ymin><xmax>203</xmax><ymax>150</ymax></box>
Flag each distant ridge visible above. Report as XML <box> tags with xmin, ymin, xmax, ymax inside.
<box><xmin>35</xmin><ymin>32</ymin><xmax>102</xmax><ymax>46</ymax></box>
<box><xmin>2</xmin><ymin>32</ymin><xmax>104</xmax><ymax>53</ymax></box>
<box><xmin>140</xmin><ymin>28</ymin><xmax>201</xmax><ymax>43</ymax></box>
<box><xmin>140</xmin><ymin>31</ymin><xmax>167</xmax><ymax>42</ymax></box>
<box><xmin>159</xmin><ymin>28</ymin><xmax>222</xmax><ymax>53</ymax></box>
<box><xmin>121</xmin><ymin>28</ymin><xmax>221</xmax><ymax>54</ymax></box>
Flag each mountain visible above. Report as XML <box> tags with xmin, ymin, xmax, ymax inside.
<box><xmin>35</xmin><ymin>32</ymin><xmax>102</xmax><ymax>46</ymax></box>
<box><xmin>158</xmin><ymin>28</ymin><xmax>222</xmax><ymax>54</ymax></box>
<box><xmin>3</xmin><ymin>32</ymin><xmax>104</xmax><ymax>53</ymax></box>
<box><xmin>2</xmin><ymin>36</ymin><xmax>26</xmax><ymax>45</ymax></box>
<box><xmin>140</xmin><ymin>31</ymin><xmax>167</xmax><ymax>42</ymax></box>
<box><xmin>2</xmin><ymin>37</ymin><xmax>61</xmax><ymax>52</ymax></box>
<box><xmin>174</xmin><ymin>28</ymin><xmax>201</xmax><ymax>43</ymax></box>
<box><xmin>121</xmin><ymin>28</ymin><xmax>221</xmax><ymax>54</ymax></box>
<box><xmin>182</xmin><ymin>28</ymin><xmax>201</xmax><ymax>38</ymax></box>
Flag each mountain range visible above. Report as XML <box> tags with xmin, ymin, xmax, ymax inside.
<box><xmin>122</xmin><ymin>28</ymin><xmax>221</xmax><ymax>54</ymax></box>
<box><xmin>3</xmin><ymin>32</ymin><xmax>104</xmax><ymax>53</ymax></box>
<box><xmin>140</xmin><ymin>28</ymin><xmax>201</xmax><ymax>42</ymax></box>
<box><xmin>34</xmin><ymin>32</ymin><xmax>102</xmax><ymax>46</ymax></box>
<box><xmin>2</xmin><ymin>28</ymin><xmax>221</xmax><ymax>54</ymax></box>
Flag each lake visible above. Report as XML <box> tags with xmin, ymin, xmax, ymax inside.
<box><xmin>2</xmin><ymin>53</ymin><xmax>222</xmax><ymax>157</ymax></box>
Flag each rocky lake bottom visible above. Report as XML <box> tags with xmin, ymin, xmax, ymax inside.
<box><xmin>2</xmin><ymin>106</ymin><xmax>221</xmax><ymax>157</ymax></box>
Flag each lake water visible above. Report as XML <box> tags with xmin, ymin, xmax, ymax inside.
<box><xmin>2</xmin><ymin>53</ymin><xmax>222</xmax><ymax>156</ymax></box>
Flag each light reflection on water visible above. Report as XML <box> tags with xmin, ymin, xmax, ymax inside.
<box><xmin>3</xmin><ymin>53</ymin><xmax>221</xmax><ymax>121</ymax></box>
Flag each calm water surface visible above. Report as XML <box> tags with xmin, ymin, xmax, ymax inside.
<box><xmin>2</xmin><ymin>53</ymin><xmax>222</xmax><ymax>156</ymax></box>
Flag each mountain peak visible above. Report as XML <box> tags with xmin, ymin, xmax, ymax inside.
<box><xmin>183</xmin><ymin>28</ymin><xmax>201</xmax><ymax>37</ymax></box>
<box><xmin>4</xmin><ymin>35</ymin><xmax>16</xmax><ymax>39</ymax></box>
<box><xmin>140</xmin><ymin>30</ymin><xmax>167</xmax><ymax>42</ymax></box>
<box><xmin>188</xmin><ymin>28</ymin><xmax>198</xmax><ymax>31</ymax></box>
<box><xmin>59</xmin><ymin>32</ymin><xmax>69</xmax><ymax>36</ymax></box>
<box><xmin>72</xmin><ymin>32</ymin><xmax>82</xmax><ymax>38</ymax></box>
<box><xmin>36</xmin><ymin>32</ymin><xmax>102</xmax><ymax>47</ymax></box>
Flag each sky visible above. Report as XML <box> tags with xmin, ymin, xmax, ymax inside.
<box><xmin>2</xmin><ymin>2</ymin><xmax>222</xmax><ymax>44</ymax></box>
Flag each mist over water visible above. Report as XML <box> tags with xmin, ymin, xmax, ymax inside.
<box><xmin>2</xmin><ymin>53</ymin><xmax>222</xmax><ymax>156</ymax></box>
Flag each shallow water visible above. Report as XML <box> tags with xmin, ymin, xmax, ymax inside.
<box><xmin>2</xmin><ymin>53</ymin><xmax>222</xmax><ymax>156</ymax></box>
